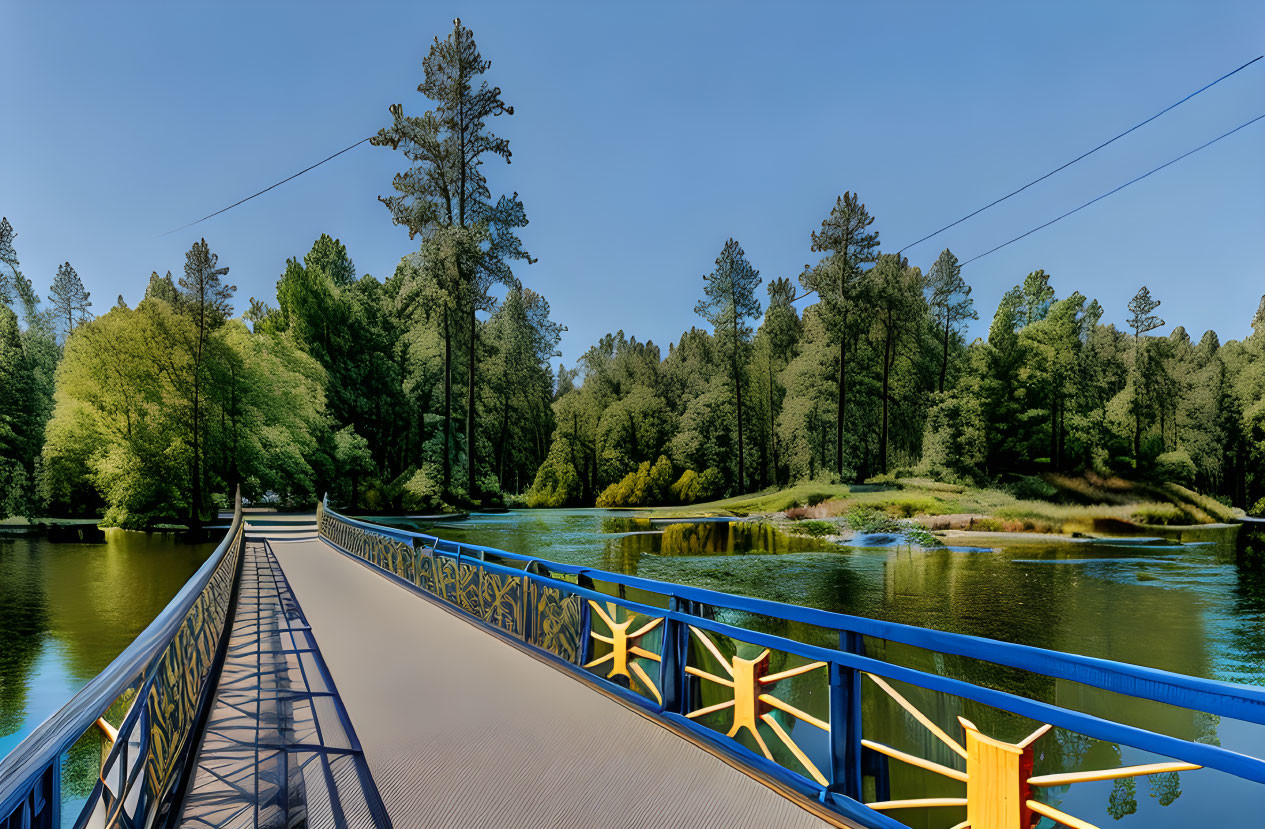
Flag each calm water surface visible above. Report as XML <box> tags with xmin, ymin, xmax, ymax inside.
<box><xmin>5</xmin><ymin>509</ymin><xmax>1265</xmax><ymax>825</ymax></box>
<box><xmin>0</xmin><ymin>531</ymin><xmax>213</xmax><ymax>758</ymax></box>
<box><xmin>381</xmin><ymin>509</ymin><xmax>1265</xmax><ymax>827</ymax></box>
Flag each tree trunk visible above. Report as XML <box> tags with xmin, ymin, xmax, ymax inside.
<box><xmin>467</xmin><ymin>304</ymin><xmax>476</xmax><ymax>498</ymax></box>
<box><xmin>837</xmin><ymin>338</ymin><xmax>846</xmax><ymax>477</ymax></box>
<box><xmin>768</xmin><ymin>355</ymin><xmax>777</xmax><ymax>487</ymax></box>
<box><xmin>734</xmin><ymin>348</ymin><xmax>745</xmax><ymax>493</ymax></box>
<box><xmin>497</xmin><ymin>393</ymin><xmax>511</xmax><ymax>489</ymax></box>
<box><xmin>442</xmin><ymin>308</ymin><xmax>452</xmax><ymax>492</ymax></box>
<box><xmin>880</xmin><ymin>324</ymin><xmax>892</xmax><ymax>475</ymax></box>
<box><xmin>1133</xmin><ymin>338</ymin><xmax>1141</xmax><ymax>468</ymax></box>
<box><xmin>191</xmin><ymin>380</ymin><xmax>201</xmax><ymax>525</ymax></box>
<box><xmin>1134</xmin><ymin>410</ymin><xmax>1141</xmax><ymax>468</ymax></box>
<box><xmin>1049</xmin><ymin>394</ymin><xmax>1058</xmax><ymax>468</ymax></box>
<box><xmin>940</xmin><ymin>319</ymin><xmax>950</xmax><ymax>393</ymax></box>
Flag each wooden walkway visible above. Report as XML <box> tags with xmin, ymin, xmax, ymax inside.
<box><xmin>252</xmin><ymin>519</ymin><xmax>831</xmax><ymax>828</ymax></box>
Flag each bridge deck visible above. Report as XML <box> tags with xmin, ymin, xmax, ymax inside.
<box><xmin>260</xmin><ymin>521</ymin><xmax>831</xmax><ymax>828</ymax></box>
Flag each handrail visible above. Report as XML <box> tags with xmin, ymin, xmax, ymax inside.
<box><xmin>323</xmin><ymin>505</ymin><xmax>1265</xmax><ymax>725</ymax></box>
<box><xmin>0</xmin><ymin>492</ymin><xmax>245</xmax><ymax>826</ymax></box>
<box><xmin>318</xmin><ymin>502</ymin><xmax>1265</xmax><ymax>828</ymax></box>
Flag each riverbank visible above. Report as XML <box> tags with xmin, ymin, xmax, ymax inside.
<box><xmin>643</xmin><ymin>475</ymin><xmax>1243</xmax><ymax>543</ymax></box>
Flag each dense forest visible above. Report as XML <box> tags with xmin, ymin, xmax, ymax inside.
<box><xmin>2</xmin><ymin>20</ymin><xmax>1263</xmax><ymax>527</ymax></box>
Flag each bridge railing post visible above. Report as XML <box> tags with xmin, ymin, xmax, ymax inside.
<box><xmin>829</xmin><ymin>630</ymin><xmax>865</xmax><ymax>802</ymax></box>
<box><xmin>658</xmin><ymin>596</ymin><xmax>687</xmax><ymax>715</ymax></box>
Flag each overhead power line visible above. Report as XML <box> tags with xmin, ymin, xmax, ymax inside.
<box><xmin>161</xmin><ymin>136</ymin><xmax>373</xmax><ymax>237</ymax></box>
<box><xmin>788</xmin><ymin>110</ymin><xmax>1265</xmax><ymax>303</ymax></box>
<box><xmin>897</xmin><ymin>54</ymin><xmax>1263</xmax><ymax>255</ymax></box>
<box><xmin>960</xmin><ymin>111</ymin><xmax>1265</xmax><ymax>266</ymax></box>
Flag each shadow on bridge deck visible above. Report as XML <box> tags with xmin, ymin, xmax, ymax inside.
<box><xmin>253</xmin><ymin>517</ymin><xmax>833</xmax><ymax>828</ymax></box>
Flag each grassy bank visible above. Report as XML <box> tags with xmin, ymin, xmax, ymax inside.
<box><xmin>645</xmin><ymin>475</ymin><xmax>1241</xmax><ymax>538</ymax></box>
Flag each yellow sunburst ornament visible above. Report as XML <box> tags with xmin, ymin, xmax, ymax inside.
<box><xmin>584</xmin><ymin>601</ymin><xmax>664</xmax><ymax>704</ymax></box>
<box><xmin>862</xmin><ymin>672</ymin><xmax>1200</xmax><ymax>829</ymax></box>
<box><xmin>683</xmin><ymin>626</ymin><xmax>830</xmax><ymax>786</ymax></box>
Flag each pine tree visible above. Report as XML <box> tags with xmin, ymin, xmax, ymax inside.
<box><xmin>0</xmin><ymin>217</ymin><xmax>17</xmax><ymax>307</ymax></box>
<box><xmin>799</xmin><ymin>192</ymin><xmax>880</xmax><ymax>477</ymax></box>
<box><xmin>1127</xmin><ymin>286</ymin><xmax>1164</xmax><ymax>466</ymax></box>
<box><xmin>695</xmin><ymin>238</ymin><xmax>761</xmax><ymax>492</ymax></box>
<box><xmin>1020</xmin><ymin>270</ymin><xmax>1055</xmax><ymax>326</ymax></box>
<box><xmin>49</xmin><ymin>261</ymin><xmax>92</xmax><ymax>339</ymax></box>
<box><xmin>925</xmin><ymin>248</ymin><xmax>976</xmax><ymax>392</ymax></box>
<box><xmin>758</xmin><ymin>277</ymin><xmax>800</xmax><ymax>485</ymax></box>
<box><xmin>373</xmin><ymin>18</ymin><xmax>532</xmax><ymax>498</ymax></box>
<box><xmin>868</xmin><ymin>254</ymin><xmax>925</xmax><ymax>473</ymax></box>
<box><xmin>179</xmin><ymin>239</ymin><xmax>235</xmax><ymax>523</ymax></box>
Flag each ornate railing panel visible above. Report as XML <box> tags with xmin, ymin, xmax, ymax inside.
<box><xmin>0</xmin><ymin>495</ymin><xmax>245</xmax><ymax>829</ymax></box>
<box><xmin>317</xmin><ymin>503</ymin><xmax>1265</xmax><ymax>829</ymax></box>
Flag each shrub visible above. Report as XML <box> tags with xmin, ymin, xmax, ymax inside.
<box><xmin>1009</xmin><ymin>475</ymin><xmax>1058</xmax><ymax>501</ymax></box>
<box><xmin>597</xmin><ymin>455</ymin><xmax>675</xmax><ymax>507</ymax></box>
<box><xmin>527</xmin><ymin>442</ymin><xmax>583</xmax><ymax>507</ymax></box>
<box><xmin>903</xmin><ymin>525</ymin><xmax>944</xmax><ymax>548</ymax></box>
<box><xmin>921</xmin><ymin>392</ymin><xmax>986</xmax><ymax>482</ymax></box>
<box><xmin>401</xmin><ymin>467</ymin><xmax>445</xmax><ymax>513</ymax></box>
<box><xmin>884</xmin><ymin>496</ymin><xmax>943</xmax><ymax>518</ymax></box>
<box><xmin>1154</xmin><ymin>450</ymin><xmax>1196</xmax><ymax>488</ymax></box>
<box><xmin>794</xmin><ymin>520</ymin><xmax>838</xmax><ymax>537</ymax></box>
<box><xmin>476</xmin><ymin>472</ymin><xmax>504</xmax><ymax>505</ymax></box>
<box><xmin>696</xmin><ymin>467</ymin><xmax>724</xmax><ymax>501</ymax></box>
<box><xmin>1131</xmin><ymin>503</ymin><xmax>1184</xmax><ymax>525</ymax></box>
<box><xmin>669</xmin><ymin>469</ymin><xmax>701</xmax><ymax>504</ymax></box>
<box><xmin>804</xmin><ymin>491</ymin><xmax>833</xmax><ymax>507</ymax></box>
<box><xmin>846</xmin><ymin>506</ymin><xmax>900</xmax><ymax>534</ymax></box>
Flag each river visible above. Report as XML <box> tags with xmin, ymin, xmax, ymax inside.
<box><xmin>3</xmin><ymin>509</ymin><xmax>1264</xmax><ymax>825</ymax></box>
<box><xmin>0</xmin><ymin>531</ymin><xmax>213</xmax><ymax>759</ymax></box>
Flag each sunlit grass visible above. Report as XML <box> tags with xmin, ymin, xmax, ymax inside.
<box><xmin>646</xmin><ymin>475</ymin><xmax>1237</xmax><ymax>534</ymax></box>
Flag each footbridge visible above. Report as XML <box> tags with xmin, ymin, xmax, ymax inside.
<box><xmin>4</xmin><ymin>493</ymin><xmax>1265</xmax><ymax>828</ymax></box>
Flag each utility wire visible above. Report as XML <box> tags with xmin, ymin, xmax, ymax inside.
<box><xmin>161</xmin><ymin>136</ymin><xmax>373</xmax><ymax>236</ymax></box>
<box><xmin>790</xmin><ymin>110</ymin><xmax>1265</xmax><ymax>302</ymax></box>
<box><xmin>960</xmin><ymin>111</ymin><xmax>1265</xmax><ymax>266</ymax></box>
<box><xmin>896</xmin><ymin>54</ymin><xmax>1263</xmax><ymax>254</ymax></box>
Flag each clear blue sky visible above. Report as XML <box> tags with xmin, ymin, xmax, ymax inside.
<box><xmin>3</xmin><ymin>2</ymin><xmax>1263</xmax><ymax>365</ymax></box>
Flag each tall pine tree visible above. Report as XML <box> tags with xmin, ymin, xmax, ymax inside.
<box><xmin>695</xmin><ymin>238</ymin><xmax>761</xmax><ymax>492</ymax></box>
<box><xmin>799</xmin><ymin>193</ymin><xmax>879</xmax><ymax>477</ymax></box>
<box><xmin>373</xmin><ymin>18</ymin><xmax>532</xmax><ymax>498</ymax></box>
<box><xmin>49</xmin><ymin>261</ymin><xmax>92</xmax><ymax>340</ymax></box>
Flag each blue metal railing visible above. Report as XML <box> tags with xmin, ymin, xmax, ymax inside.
<box><xmin>0</xmin><ymin>494</ymin><xmax>244</xmax><ymax>829</ymax></box>
<box><xmin>318</xmin><ymin>502</ymin><xmax>1265</xmax><ymax>828</ymax></box>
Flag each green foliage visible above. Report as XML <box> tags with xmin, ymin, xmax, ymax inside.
<box><xmin>596</xmin><ymin>455</ymin><xmax>675</xmax><ymax>507</ymax></box>
<box><xmin>669</xmin><ymin>469</ymin><xmax>701</xmax><ymax>504</ymax></box>
<box><xmin>42</xmin><ymin>294</ymin><xmax>327</xmax><ymax>526</ymax></box>
<box><xmin>696</xmin><ymin>237</ymin><xmax>761</xmax><ymax>491</ymax></box>
<box><xmin>922</xmin><ymin>392</ymin><xmax>986</xmax><ymax>482</ymax></box>
<box><xmin>1154</xmin><ymin>450</ymin><xmax>1197</xmax><ymax>487</ymax></box>
<box><xmin>401</xmin><ymin>467</ymin><xmax>445</xmax><ymax>513</ymax></box>
<box><xmin>49</xmin><ymin>261</ymin><xmax>92</xmax><ymax>339</ymax></box>
<box><xmin>667</xmin><ymin>467</ymin><xmax>725</xmax><ymax>505</ymax></box>
<box><xmin>527</xmin><ymin>439</ymin><xmax>584</xmax><ymax>507</ymax></box>
<box><xmin>1009</xmin><ymin>476</ymin><xmax>1058</xmax><ymax>501</ymax></box>
<box><xmin>846</xmin><ymin>506</ymin><xmax>900</xmax><ymax>533</ymax></box>
<box><xmin>791</xmin><ymin>519</ymin><xmax>836</xmax><ymax>537</ymax></box>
